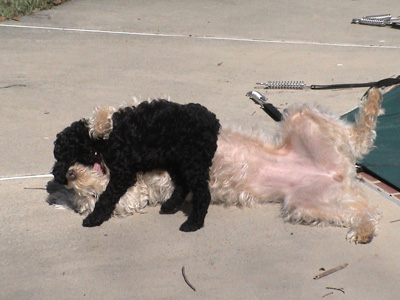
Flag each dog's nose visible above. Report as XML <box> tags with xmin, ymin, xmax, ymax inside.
<box><xmin>66</xmin><ymin>169</ymin><xmax>77</xmax><ymax>181</ymax></box>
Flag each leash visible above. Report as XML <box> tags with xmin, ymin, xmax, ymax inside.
<box><xmin>255</xmin><ymin>75</ymin><xmax>400</xmax><ymax>91</ymax></box>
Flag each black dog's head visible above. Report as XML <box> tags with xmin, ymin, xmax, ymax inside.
<box><xmin>52</xmin><ymin>119</ymin><xmax>97</xmax><ymax>185</ymax></box>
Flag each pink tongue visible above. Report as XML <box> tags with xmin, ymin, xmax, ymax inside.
<box><xmin>93</xmin><ymin>162</ymin><xmax>103</xmax><ymax>175</ymax></box>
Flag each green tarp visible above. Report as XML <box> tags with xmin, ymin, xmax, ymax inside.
<box><xmin>343</xmin><ymin>85</ymin><xmax>400</xmax><ymax>190</ymax></box>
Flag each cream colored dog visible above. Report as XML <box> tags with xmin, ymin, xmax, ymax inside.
<box><xmin>51</xmin><ymin>88</ymin><xmax>383</xmax><ymax>243</ymax></box>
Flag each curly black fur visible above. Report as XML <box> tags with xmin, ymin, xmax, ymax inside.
<box><xmin>52</xmin><ymin>100</ymin><xmax>220</xmax><ymax>232</ymax></box>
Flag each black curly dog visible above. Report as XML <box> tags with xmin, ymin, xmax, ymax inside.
<box><xmin>52</xmin><ymin>100</ymin><xmax>220</xmax><ymax>232</ymax></box>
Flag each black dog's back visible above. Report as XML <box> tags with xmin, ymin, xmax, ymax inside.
<box><xmin>105</xmin><ymin>100</ymin><xmax>221</xmax><ymax>172</ymax></box>
<box><xmin>82</xmin><ymin>99</ymin><xmax>220</xmax><ymax>232</ymax></box>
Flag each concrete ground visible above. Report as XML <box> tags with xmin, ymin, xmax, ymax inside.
<box><xmin>1</xmin><ymin>0</ymin><xmax>399</xmax><ymax>299</ymax></box>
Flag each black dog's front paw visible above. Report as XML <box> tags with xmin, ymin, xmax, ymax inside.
<box><xmin>82</xmin><ymin>213</ymin><xmax>106</xmax><ymax>227</ymax></box>
<box><xmin>179</xmin><ymin>219</ymin><xmax>203</xmax><ymax>232</ymax></box>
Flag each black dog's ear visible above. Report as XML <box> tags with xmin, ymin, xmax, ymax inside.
<box><xmin>51</xmin><ymin>161</ymin><xmax>70</xmax><ymax>185</ymax></box>
<box><xmin>53</xmin><ymin>119</ymin><xmax>90</xmax><ymax>160</ymax></box>
<box><xmin>52</xmin><ymin>119</ymin><xmax>92</xmax><ymax>184</ymax></box>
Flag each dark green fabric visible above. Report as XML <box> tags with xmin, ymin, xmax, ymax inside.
<box><xmin>342</xmin><ymin>85</ymin><xmax>400</xmax><ymax>190</ymax></box>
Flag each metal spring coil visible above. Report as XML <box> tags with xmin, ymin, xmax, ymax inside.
<box><xmin>260</xmin><ymin>81</ymin><xmax>306</xmax><ymax>90</ymax></box>
<box><xmin>358</xmin><ymin>18</ymin><xmax>386</xmax><ymax>26</ymax></box>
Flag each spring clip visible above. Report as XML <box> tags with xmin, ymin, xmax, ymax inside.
<box><xmin>352</xmin><ymin>13</ymin><xmax>400</xmax><ymax>27</ymax></box>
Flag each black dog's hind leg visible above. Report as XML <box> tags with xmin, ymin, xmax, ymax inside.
<box><xmin>82</xmin><ymin>167</ymin><xmax>137</xmax><ymax>227</ymax></box>
<box><xmin>178</xmin><ymin>162</ymin><xmax>212</xmax><ymax>232</ymax></box>
<box><xmin>160</xmin><ymin>170</ymin><xmax>190</xmax><ymax>213</ymax></box>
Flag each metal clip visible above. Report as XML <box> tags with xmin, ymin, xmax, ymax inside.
<box><xmin>246</xmin><ymin>91</ymin><xmax>283</xmax><ymax>122</ymax></box>
<box><xmin>246</xmin><ymin>90</ymin><xmax>267</xmax><ymax>106</ymax></box>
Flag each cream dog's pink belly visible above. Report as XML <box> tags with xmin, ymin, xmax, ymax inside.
<box><xmin>215</xmin><ymin>129</ymin><xmax>340</xmax><ymax>199</ymax></box>
<box><xmin>247</xmin><ymin>150</ymin><xmax>339</xmax><ymax>196</ymax></box>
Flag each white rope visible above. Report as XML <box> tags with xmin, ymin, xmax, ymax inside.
<box><xmin>1</xmin><ymin>24</ymin><xmax>399</xmax><ymax>49</ymax></box>
<box><xmin>0</xmin><ymin>174</ymin><xmax>53</xmax><ymax>181</ymax></box>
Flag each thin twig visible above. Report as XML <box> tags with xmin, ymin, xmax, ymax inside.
<box><xmin>181</xmin><ymin>266</ymin><xmax>196</xmax><ymax>291</ymax></box>
<box><xmin>390</xmin><ymin>219</ymin><xmax>400</xmax><ymax>223</ymax></box>
<box><xmin>24</xmin><ymin>187</ymin><xmax>46</xmax><ymax>190</ymax></box>
<box><xmin>0</xmin><ymin>84</ymin><xmax>26</xmax><ymax>89</ymax></box>
<box><xmin>326</xmin><ymin>287</ymin><xmax>345</xmax><ymax>294</ymax></box>
<box><xmin>313</xmin><ymin>263</ymin><xmax>348</xmax><ymax>280</ymax></box>
<box><xmin>322</xmin><ymin>292</ymin><xmax>334</xmax><ymax>298</ymax></box>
